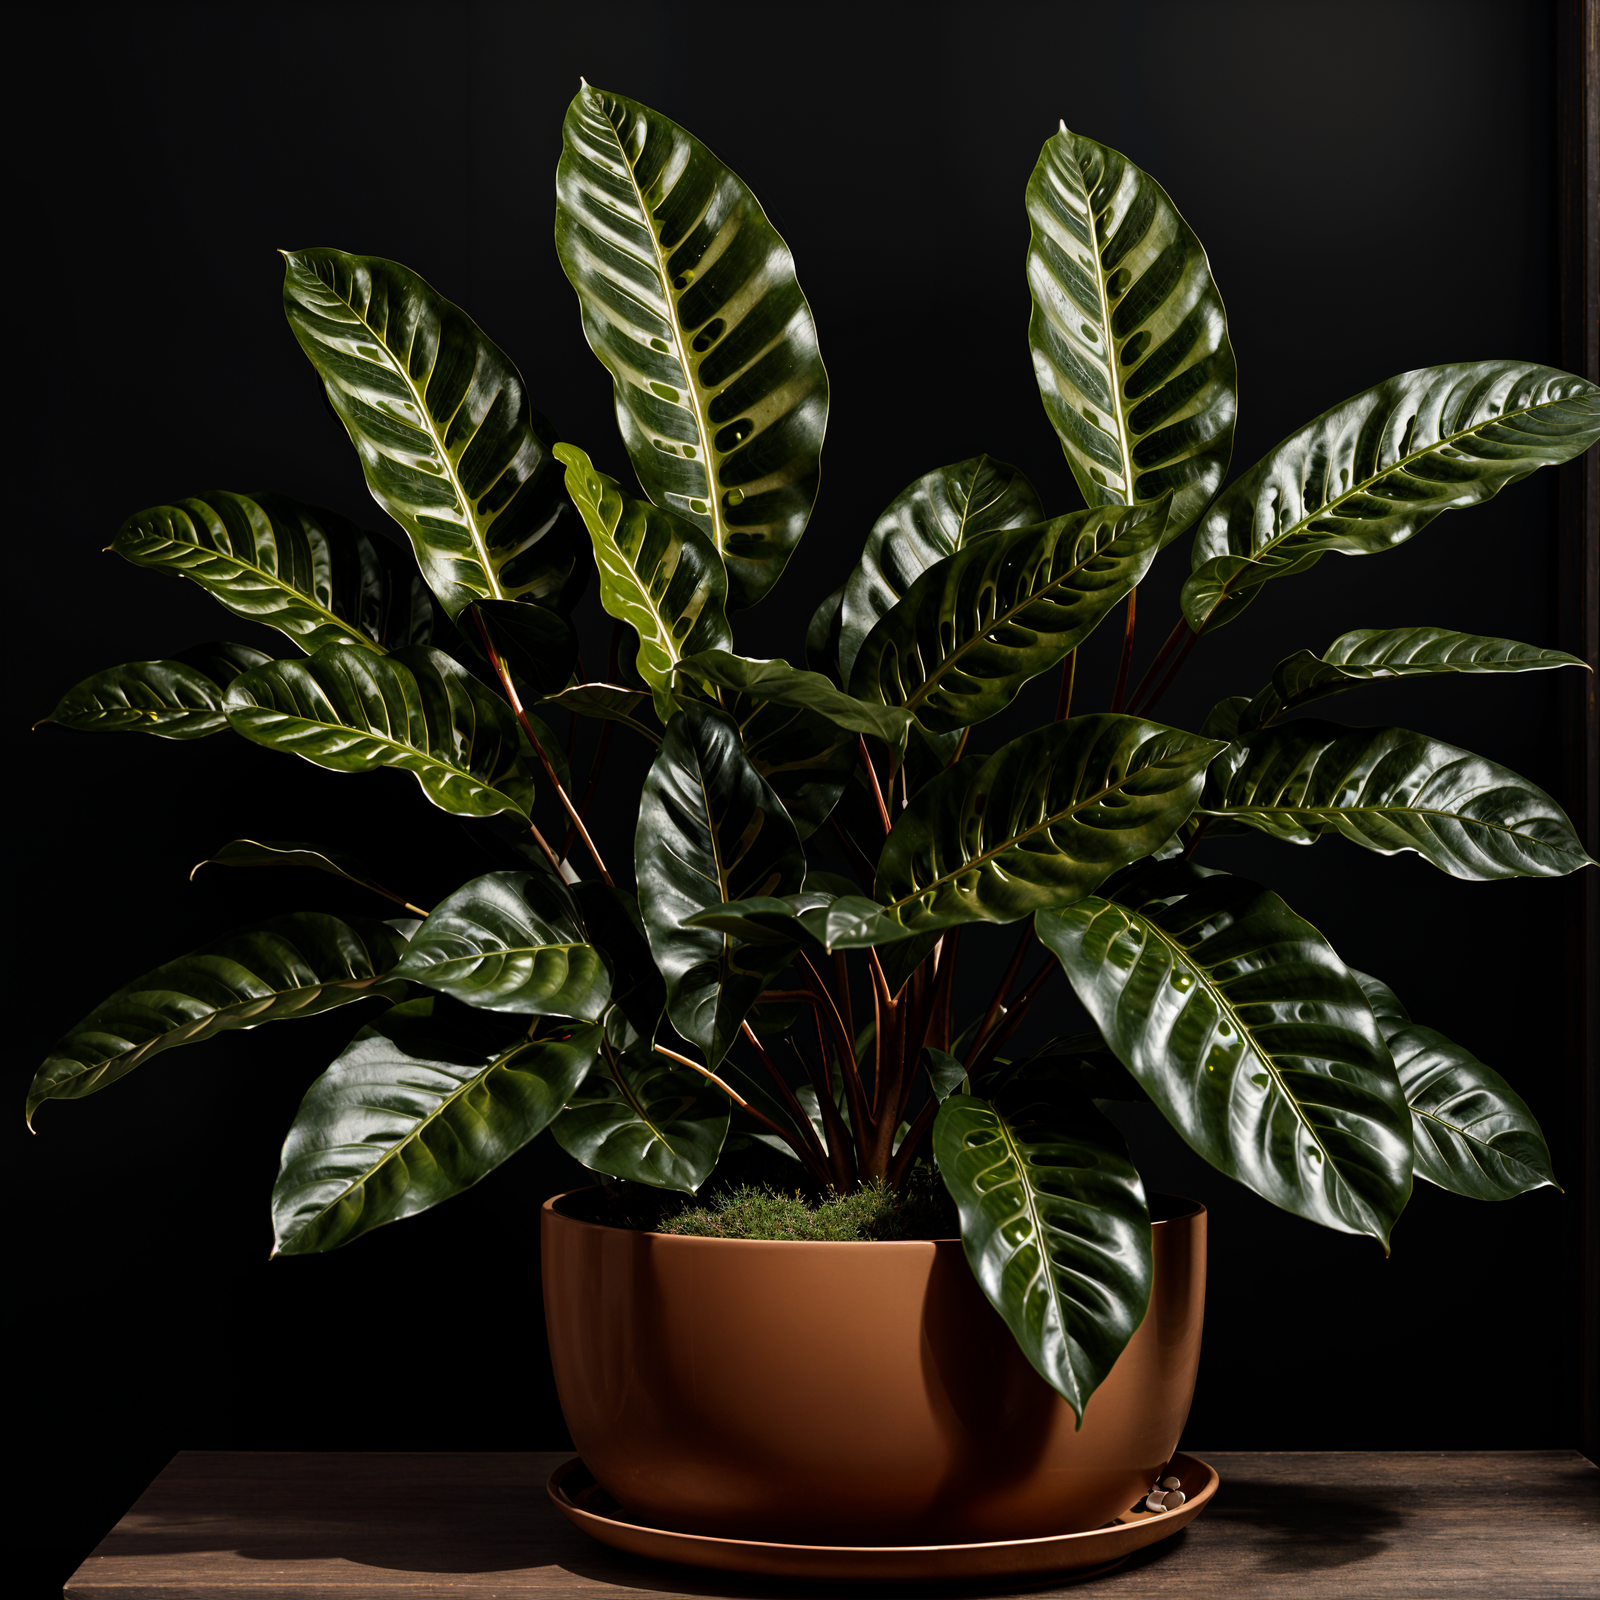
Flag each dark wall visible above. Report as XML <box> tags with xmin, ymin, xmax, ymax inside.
<box><xmin>18</xmin><ymin>1</ymin><xmax>1585</xmax><ymax>1589</ymax></box>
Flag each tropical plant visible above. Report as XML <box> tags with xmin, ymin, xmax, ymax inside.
<box><xmin>27</xmin><ymin>84</ymin><xmax>1598</xmax><ymax>1424</ymax></box>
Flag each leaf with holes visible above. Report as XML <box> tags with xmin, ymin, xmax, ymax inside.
<box><xmin>38</xmin><ymin>642</ymin><xmax>273</xmax><ymax>740</ymax></box>
<box><xmin>1037</xmin><ymin>877</ymin><xmax>1411</xmax><ymax>1245</ymax></box>
<box><xmin>272</xmin><ymin>999</ymin><xmax>600</xmax><ymax>1254</ymax></box>
<box><xmin>555</xmin><ymin>82</ymin><xmax>829</xmax><ymax>610</ymax></box>
<box><xmin>113</xmin><ymin>491</ymin><xmax>433</xmax><ymax>654</ymax></box>
<box><xmin>26</xmin><ymin>914</ymin><xmax>408</xmax><ymax>1125</ymax></box>
<box><xmin>224</xmin><ymin>643</ymin><xmax>534</xmax><ymax>819</ymax></box>
<box><xmin>1026</xmin><ymin>126</ymin><xmax>1236</xmax><ymax>544</ymax></box>
<box><xmin>848</xmin><ymin>503</ymin><xmax>1166</xmax><ymax>733</ymax></box>
<box><xmin>838</xmin><ymin>455</ymin><xmax>1045</xmax><ymax>683</ymax></box>
<box><xmin>636</xmin><ymin>704</ymin><xmax>806</xmax><ymax>1065</ymax></box>
<box><xmin>555</xmin><ymin>444</ymin><xmax>731</xmax><ymax>719</ymax></box>
<box><xmin>1201</xmin><ymin>720</ymin><xmax>1593</xmax><ymax>879</ymax></box>
<box><xmin>391</xmin><ymin>872</ymin><xmax>611</xmax><ymax>1019</ymax></box>
<box><xmin>282</xmin><ymin>250</ymin><xmax>582</xmax><ymax>617</ymax></box>
<box><xmin>934</xmin><ymin>1092</ymin><xmax>1151</xmax><ymax>1421</ymax></box>
<box><xmin>876</xmin><ymin>714</ymin><xmax>1223</xmax><ymax>930</ymax></box>
<box><xmin>1183</xmin><ymin>363</ymin><xmax>1600</xmax><ymax>632</ymax></box>
<box><xmin>1239</xmin><ymin>626</ymin><xmax>1589</xmax><ymax>731</ymax></box>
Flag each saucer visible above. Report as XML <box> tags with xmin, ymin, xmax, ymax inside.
<box><xmin>547</xmin><ymin>1450</ymin><xmax>1218</xmax><ymax>1584</ymax></box>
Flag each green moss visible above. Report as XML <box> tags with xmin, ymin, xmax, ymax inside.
<box><xmin>658</xmin><ymin>1171</ymin><xmax>956</xmax><ymax>1241</ymax></box>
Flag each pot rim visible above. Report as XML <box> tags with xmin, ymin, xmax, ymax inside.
<box><xmin>543</xmin><ymin>1189</ymin><xmax>1205</xmax><ymax>1246</ymax></box>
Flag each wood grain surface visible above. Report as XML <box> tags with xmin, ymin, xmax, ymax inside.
<box><xmin>62</xmin><ymin>1450</ymin><xmax>1598</xmax><ymax>1598</ymax></box>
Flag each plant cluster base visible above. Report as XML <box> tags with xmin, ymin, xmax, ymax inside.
<box><xmin>546</xmin><ymin>1451</ymin><xmax>1218</xmax><ymax>1584</ymax></box>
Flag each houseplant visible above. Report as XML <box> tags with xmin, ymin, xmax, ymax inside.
<box><xmin>26</xmin><ymin>77</ymin><xmax>1598</xmax><ymax>1547</ymax></box>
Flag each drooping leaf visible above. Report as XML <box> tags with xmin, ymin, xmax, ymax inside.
<box><xmin>1239</xmin><ymin>626</ymin><xmax>1589</xmax><ymax>731</ymax></box>
<box><xmin>838</xmin><ymin>455</ymin><xmax>1046</xmax><ymax>684</ymax></box>
<box><xmin>636</xmin><ymin>705</ymin><xmax>805</xmax><ymax>1064</ymax></box>
<box><xmin>26</xmin><ymin>914</ymin><xmax>408</xmax><ymax>1125</ymax></box>
<box><xmin>554</xmin><ymin>82</ymin><xmax>828</xmax><ymax>610</ymax></box>
<box><xmin>1349</xmin><ymin>971</ymin><xmax>1557</xmax><ymax>1201</ymax></box>
<box><xmin>678</xmin><ymin>650</ymin><xmax>915</xmax><ymax>756</ymax></box>
<box><xmin>551</xmin><ymin>1038</ymin><xmax>730</xmax><ymax>1192</ymax></box>
<box><xmin>1202</xmin><ymin>720</ymin><xmax>1594</xmax><ymax>880</ymax></box>
<box><xmin>224</xmin><ymin>643</ymin><xmax>535</xmax><ymax>820</ymax></box>
<box><xmin>923</xmin><ymin>1047</ymin><xmax>969</xmax><ymax>1101</ymax></box>
<box><xmin>113</xmin><ymin>491</ymin><xmax>433</xmax><ymax>654</ymax></box>
<box><xmin>1037</xmin><ymin>877</ymin><xmax>1411</xmax><ymax>1245</ymax></box>
<box><xmin>38</xmin><ymin>642</ymin><xmax>273</xmax><ymax>740</ymax></box>
<box><xmin>272</xmin><ymin>999</ymin><xmax>601</xmax><ymax>1254</ymax></box>
<box><xmin>688</xmin><ymin>891</ymin><xmax>926</xmax><ymax>953</ymax></box>
<box><xmin>1183</xmin><ymin>363</ymin><xmax>1600</xmax><ymax>632</ymax></box>
<box><xmin>554</xmin><ymin>444</ymin><xmax>731</xmax><ymax>718</ymax></box>
<box><xmin>390</xmin><ymin>871</ymin><xmax>610</xmax><ymax>1019</ymax></box>
<box><xmin>189</xmin><ymin>838</ymin><xmax>424</xmax><ymax>913</ymax></box>
<box><xmin>1026</xmin><ymin>126</ymin><xmax>1237</xmax><ymax>543</ymax></box>
<box><xmin>805</xmin><ymin>582</ymin><xmax>846</xmax><ymax>678</ymax></box>
<box><xmin>848</xmin><ymin>502</ymin><xmax>1167</xmax><ymax>733</ymax></box>
<box><xmin>733</xmin><ymin>693</ymin><xmax>855</xmax><ymax>839</ymax></box>
<box><xmin>934</xmin><ymin>1092</ymin><xmax>1151</xmax><ymax>1421</ymax></box>
<box><xmin>876</xmin><ymin>714</ymin><xmax>1223</xmax><ymax>930</ymax></box>
<box><xmin>282</xmin><ymin>249</ymin><xmax>582</xmax><ymax>616</ymax></box>
<box><xmin>538</xmin><ymin>683</ymin><xmax>661</xmax><ymax>746</ymax></box>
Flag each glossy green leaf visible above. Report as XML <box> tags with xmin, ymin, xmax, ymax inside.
<box><xmin>934</xmin><ymin>1092</ymin><xmax>1151</xmax><ymax>1421</ymax></box>
<box><xmin>391</xmin><ymin>871</ymin><xmax>610</xmax><ymax>1019</ymax></box>
<box><xmin>224</xmin><ymin>643</ymin><xmax>534</xmax><ymax>820</ymax></box>
<box><xmin>1350</xmin><ymin>971</ymin><xmax>1557</xmax><ymax>1201</ymax></box>
<box><xmin>1202</xmin><ymin>720</ymin><xmax>1594</xmax><ymax>879</ymax></box>
<box><xmin>877</xmin><ymin>714</ymin><xmax>1223</xmax><ymax>930</ymax></box>
<box><xmin>189</xmin><ymin>838</ymin><xmax>423</xmax><ymax>912</ymax></box>
<box><xmin>677</xmin><ymin>650</ymin><xmax>915</xmax><ymax>755</ymax></box>
<box><xmin>636</xmin><ymin>705</ymin><xmax>806</xmax><ymax>1064</ymax></box>
<box><xmin>1026</xmin><ymin>126</ymin><xmax>1236</xmax><ymax>542</ymax></box>
<box><xmin>38</xmin><ymin>642</ymin><xmax>272</xmax><ymax>739</ymax></box>
<box><xmin>1037</xmin><ymin>877</ymin><xmax>1411</xmax><ymax>1245</ymax></box>
<box><xmin>27</xmin><ymin>914</ymin><xmax>407</xmax><ymax>1125</ymax></box>
<box><xmin>113</xmin><ymin>491</ymin><xmax>432</xmax><ymax>654</ymax></box>
<box><xmin>849</xmin><ymin>502</ymin><xmax>1167</xmax><ymax>733</ymax></box>
<box><xmin>1183</xmin><ymin>363</ymin><xmax>1600</xmax><ymax>632</ymax></box>
<box><xmin>554</xmin><ymin>82</ymin><xmax>828</xmax><ymax>610</ymax></box>
<box><xmin>272</xmin><ymin>999</ymin><xmax>601</xmax><ymax>1254</ymax></box>
<box><xmin>538</xmin><ymin>683</ymin><xmax>661</xmax><ymax>746</ymax></box>
<box><xmin>838</xmin><ymin>455</ymin><xmax>1045</xmax><ymax>684</ymax></box>
<box><xmin>551</xmin><ymin>1038</ymin><xmax>730</xmax><ymax>1192</ymax></box>
<box><xmin>732</xmin><ymin>693</ymin><xmax>855</xmax><ymax>839</ymax></box>
<box><xmin>805</xmin><ymin>582</ymin><xmax>846</xmax><ymax>678</ymax></box>
<box><xmin>573</xmin><ymin>881</ymin><xmax>666</xmax><ymax>1045</ymax></box>
<box><xmin>554</xmin><ymin>445</ymin><xmax>731</xmax><ymax>717</ymax></box>
<box><xmin>282</xmin><ymin>249</ymin><xmax>582</xmax><ymax>616</ymax></box>
<box><xmin>469</xmin><ymin>599</ymin><xmax>581</xmax><ymax>702</ymax></box>
<box><xmin>688</xmin><ymin>891</ymin><xmax>926</xmax><ymax>953</ymax></box>
<box><xmin>1239</xmin><ymin>626</ymin><xmax>1589</xmax><ymax>731</ymax></box>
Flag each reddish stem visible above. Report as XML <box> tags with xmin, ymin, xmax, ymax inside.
<box><xmin>1109</xmin><ymin>590</ymin><xmax>1137</xmax><ymax>713</ymax></box>
<box><xmin>1125</xmin><ymin>615</ymin><xmax>1189</xmax><ymax>716</ymax></box>
<box><xmin>963</xmin><ymin>922</ymin><xmax>1033</xmax><ymax>1071</ymax></box>
<box><xmin>969</xmin><ymin>955</ymin><xmax>1059</xmax><ymax>1080</ymax></box>
<box><xmin>1133</xmin><ymin>626</ymin><xmax>1202</xmax><ymax>720</ymax></box>
<box><xmin>1054</xmin><ymin>648</ymin><xmax>1078</xmax><ymax>723</ymax></box>
<box><xmin>859</xmin><ymin>735</ymin><xmax>892</xmax><ymax>833</ymax></box>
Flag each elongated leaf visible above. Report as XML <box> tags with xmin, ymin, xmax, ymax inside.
<box><xmin>1037</xmin><ymin>878</ymin><xmax>1411</xmax><ymax>1244</ymax></box>
<box><xmin>934</xmin><ymin>1093</ymin><xmax>1151</xmax><ymax>1421</ymax></box>
<box><xmin>552</xmin><ymin>1039</ymin><xmax>729</xmax><ymax>1192</ymax></box>
<box><xmin>282</xmin><ymin>250</ymin><xmax>581</xmax><ymax>616</ymax></box>
<box><xmin>678</xmin><ymin>650</ymin><xmax>915</xmax><ymax>755</ymax></box>
<box><xmin>26</xmin><ymin>914</ymin><xmax>407</xmax><ymax>1124</ymax></box>
<box><xmin>225</xmin><ymin>643</ymin><xmax>534</xmax><ymax>820</ymax></box>
<box><xmin>390</xmin><ymin>871</ymin><xmax>610</xmax><ymax>1019</ymax></box>
<box><xmin>877</xmin><ymin>714</ymin><xmax>1223</xmax><ymax>929</ymax></box>
<box><xmin>1203</xmin><ymin>720</ymin><xmax>1594</xmax><ymax>879</ymax></box>
<box><xmin>189</xmin><ymin>838</ymin><xmax>423</xmax><ymax>913</ymax></box>
<box><xmin>1026</xmin><ymin>126</ymin><xmax>1236</xmax><ymax>542</ymax></box>
<box><xmin>732</xmin><ymin>692</ymin><xmax>854</xmax><ymax>838</ymax></box>
<box><xmin>1240</xmin><ymin>626</ymin><xmax>1589</xmax><ymax>731</ymax></box>
<box><xmin>38</xmin><ymin>642</ymin><xmax>272</xmax><ymax>739</ymax></box>
<box><xmin>1349</xmin><ymin>971</ymin><xmax>1557</xmax><ymax>1201</ymax></box>
<box><xmin>688</xmin><ymin>891</ymin><xmax>925</xmax><ymax>952</ymax></box>
<box><xmin>272</xmin><ymin>999</ymin><xmax>601</xmax><ymax>1254</ymax></box>
<box><xmin>555</xmin><ymin>445</ymin><xmax>731</xmax><ymax>717</ymax></box>
<box><xmin>113</xmin><ymin>491</ymin><xmax>432</xmax><ymax>654</ymax></box>
<box><xmin>636</xmin><ymin>705</ymin><xmax>805</xmax><ymax>1064</ymax></box>
<box><xmin>555</xmin><ymin>82</ymin><xmax>828</xmax><ymax>610</ymax></box>
<box><xmin>849</xmin><ymin>502</ymin><xmax>1167</xmax><ymax>733</ymax></box>
<box><xmin>838</xmin><ymin>455</ymin><xmax>1045</xmax><ymax>684</ymax></box>
<box><xmin>538</xmin><ymin>682</ymin><xmax>661</xmax><ymax>745</ymax></box>
<box><xmin>1183</xmin><ymin>363</ymin><xmax>1600</xmax><ymax>631</ymax></box>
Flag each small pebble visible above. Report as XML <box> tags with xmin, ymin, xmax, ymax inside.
<box><xmin>1160</xmin><ymin>1475</ymin><xmax>1182</xmax><ymax>1491</ymax></box>
<box><xmin>1161</xmin><ymin>1490</ymin><xmax>1187</xmax><ymax>1509</ymax></box>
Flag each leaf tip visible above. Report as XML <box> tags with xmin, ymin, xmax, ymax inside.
<box><xmin>1058</xmin><ymin>119</ymin><xmax>1068</xmax><ymax>135</ymax></box>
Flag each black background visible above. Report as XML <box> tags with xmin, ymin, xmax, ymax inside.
<box><xmin>16</xmin><ymin>1</ymin><xmax>1590</xmax><ymax>1592</ymax></box>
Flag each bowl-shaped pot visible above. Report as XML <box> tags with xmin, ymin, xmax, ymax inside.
<box><xmin>541</xmin><ymin>1191</ymin><xmax>1204</xmax><ymax>1544</ymax></box>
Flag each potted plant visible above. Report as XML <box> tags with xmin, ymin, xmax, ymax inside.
<box><xmin>27</xmin><ymin>80</ymin><xmax>1597</xmax><ymax>1565</ymax></box>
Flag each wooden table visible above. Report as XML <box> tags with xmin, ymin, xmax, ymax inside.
<box><xmin>62</xmin><ymin>1451</ymin><xmax>1597</xmax><ymax>1597</ymax></box>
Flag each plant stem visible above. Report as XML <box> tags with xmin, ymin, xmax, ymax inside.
<box><xmin>1125</xmin><ymin>614</ymin><xmax>1189</xmax><ymax>715</ymax></box>
<box><xmin>886</xmin><ymin>1093</ymin><xmax>940</xmax><ymax>1187</ymax></box>
<box><xmin>828</xmin><ymin>815</ymin><xmax>878</xmax><ymax>893</ymax></box>
<box><xmin>796</xmin><ymin>953</ymin><xmax>871</xmax><ymax>1177</ymax></box>
<box><xmin>963</xmin><ymin>921</ymin><xmax>1033</xmax><ymax>1071</ymax></box>
<box><xmin>832</xmin><ymin>951</ymin><xmax>856</xmax><ymax>1059</ymax></box>
<box><xmin>1181</xmin><ymin>817</ymin><xmax>1212</xmax><ymax>861</ymax></box>
<box><xmin>1134</xmin><ymin>625</ymin><xmax>1202</xmax><ymax>720</ymax></box>
<box><xmin>800</xmin><ymin>1009</ymin><xmax>856</xmax><ymax>1190</ymax></box>
<box><xmin>734</xmin><ymin>1019</ymin><xmax>833</xmax><ymax>1183</ymax></box>
<box><xmin>526</xmin><ymin>819</ymin><xmax>566</xmax><ymax>880</ymax></box>
<box><xmin>1054</xmin><ymin>648</ymin><xmax>1078</xmax><ymax>722</ymax></box>
<box><xmin>969</xmin><ymin>953</ymin><xmax>1059</xmax><ymax>1080</ymax></box>
<box><xmin>859</xmin><ymin>735</ymin><xmax>892</xmax><ymax>833</ymax></box>
<box><xmin>471</xmin><ymin>605</ymin><xmax>615</xmax><ymax>887</ymax></box>
<box><xmin>1109</xmin><ymin>590</ymin><xmax>1137</xmax><ymax>713</ymax></box>
<box><xmin>566</xmin><ymin>717</ymin><xmax>615</xmax><ymax>857</ymax></box>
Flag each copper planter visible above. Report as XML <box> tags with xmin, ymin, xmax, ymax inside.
<box><xmin>541</xmin><ymin>1191</ymin><xmax>1205</xmax><ymax>1544</ymax></box>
